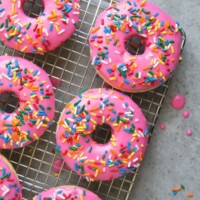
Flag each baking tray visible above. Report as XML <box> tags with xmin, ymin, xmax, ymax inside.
<box><xmin>0</xmin><ymin>0</ymin><xmax>186</xmax><ymax>199</ymax></box>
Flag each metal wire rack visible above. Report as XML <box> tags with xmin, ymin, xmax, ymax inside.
<box><xmin>0</xmin><ymin>0</ymin><xmax>186</xmax><ymax>199</ymax></box>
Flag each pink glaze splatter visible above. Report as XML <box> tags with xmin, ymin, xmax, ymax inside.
<box><xmin>50</xmin><ymin>77</ymin><xmax>62</xmax><ymax>88</ymax></box>
<box><xmin>51</xmin><ymin>159</ymin><xmax>67</xmax><ymax>173</ymax></box>
<box><xmin>159</xmin><ymin>123</ymin><xmax>166</xmax><ymax>130</ymax></box>
<box><xmin>171</xmin><ymin>95</ymin><xmax>186</xmax><ymax>110</ymax></box>
<box><xmin>186</xmin><ymin>129</ymin><xmax>192</xmax><ymax>136</ymax></box>
<box><xmin>182</xmin><ymin>110</ymin><xmax>190</xmax><ymax>118</ymax></box>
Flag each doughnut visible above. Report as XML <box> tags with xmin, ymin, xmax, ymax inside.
<box><xmin>0</xmin><ymin>0</ymin><xmax>80</xmax><ymax>54</ymax></box>
<box><xmin>0</xmin><ymin>154</ymin><xmax>22</xmax><ymax>199</ymax></box>
<box><xmin>33</xmin><ymin>185</ymin><xmax>101</xmax><ymax>200</ymax></box>
<box><xmin>56</xmin><ymin>88</ymin><xmax>148</xmax><ymax>181</ymax></box>
<box><xmin>89</xmin><ymin>0</ymin><xmax>182</xmax><ymax>92</ymax></box>
<box><xmin>0</xmin><ymin>56</ymin><xmax>55</xmax><ymax>149</ymax></box>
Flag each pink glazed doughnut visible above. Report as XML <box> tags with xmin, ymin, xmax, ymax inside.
<box><xmin>56</xmin><ymin>88</ymin><xmax>148</xmax><ymax>181</ymax></box>
<box><xmin>0</xmin><ymin>0</ymin><xmax>80</xmax><ymax>54</ymax></box>
<box><xmin>33</xmin><ymin>185</ymin><xmax>101</xmax><ymax>200</ymax></box>
<box><xmin>0</xmin><ymin>56</ymin><xmax>55</xmax><ymax>149</ymax></box>
<box><xmin>89</xmin><ymin>0</ymin><xmax>182</xmax><ymax>92</ymax></box>
<box><xmin>0</xmin><ymin>154</ymin><xmax>22</xmax><ymax>200</ymax></box>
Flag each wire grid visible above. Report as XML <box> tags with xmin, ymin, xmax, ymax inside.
<box><xmin>0</xmin><ymin>0</ymin><xmax>186</xmax><ymax>199</ymax></box>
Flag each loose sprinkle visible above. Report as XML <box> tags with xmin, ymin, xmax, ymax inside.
<box><xmin>187</xmin><ymin>193</ymin><xmax>194</xmax><ymax>198</ymax></box>
<box><xmin>171</xmin><ymin>185</ymin><xmax>194</xmax><ymax>197</ymax></box>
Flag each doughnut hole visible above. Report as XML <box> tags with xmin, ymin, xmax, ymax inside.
<box><xmin>125</xmin><ymin>35</ymin><xmax>146</xmax><ymax>55</ymax></box>
<box><xmin>0</xmin><ymin>92</ymin><xmax>19</xmax><ymax>113</ymax></box>
<box><xmin>22</xmin><ymin>0</ymin><xmax>44</xmax><ymax>18</ymax></box>
<box><xmin>90</xmin><ymin>123</ymin><xmax>112</xmax><ymax>144</ymax></box>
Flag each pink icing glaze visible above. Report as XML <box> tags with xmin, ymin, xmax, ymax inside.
<box><xmin>0</xmin><ymin>154</ymin><xmax>22</xmax><ymax>200</ymax></box>
<box><xmin>56</xmin><ymin>88</ymin><xmax>148</xmax><ymax>181</ymax></box>
<box><xmin>51</xmin><ymin>159</ymin><xmax>67</xmax><ymax>173</ymax></box>
<box><xmin>50</xmin><ymin>77</ymin><xmax>62</xmax><ymax>88</ymax></box>
<box><xmin>0</xmin><ymin>56</ymin><xmax>55</xmax><ymax>149</ymax></box>
<box><xmin>89</xmin><ymin>0</ymin><xmax>182</xmax><ymax>92</ymax></box>
<box><xmin>0</xmin><ymin>0</ymin><xmax>80</xmax><ymax>54</ymax></box>
<box><xmin>186</xmin><ymin>129</ymin><xmax>192</xmax><ymax>136</ymax></box>
<box><xmin>171</xmin><ymin>94</ymin><xmax>186</xmax><ymax>110</ymax></box>
<box><xmin>33</xmin><ymin>185</ymin><xmax>101</xmax><ymax>200</ymax></box>
<box><xmin>182</xmin><ymin>110</ymin><xmax>190</xmax><ymax>118</ymax></box>
<box><xmin>159</xmin><ymin>123</ymin><xmax>166</xmax><ymax>130</ymax></box>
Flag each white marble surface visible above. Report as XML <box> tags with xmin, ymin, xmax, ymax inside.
<box><xmin>130</xmin><ymin>0</ymin><xmax>199</xmax><ymax>199</ymax></box>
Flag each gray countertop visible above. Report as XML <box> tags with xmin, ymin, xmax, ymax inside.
<box><xmin>130</xmin><ymin>0</ymin><xmax>200</xmax><ymax>199</ymax></box>
<box><xmin>0</xmin><ymin>0</ymin><xmax>198</xmax><ymax>199</ymax></box>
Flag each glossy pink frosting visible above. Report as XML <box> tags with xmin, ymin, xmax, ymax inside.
<box><xmin>0</xmin><ymin>0</ymin><xmax>80</xmax><ymax>54</ymax></box>
<box><xmin>89</xmin><ymin>0</ymin><xmax>182</xmax><ymax>92</ymax></box>
<box><xmin>33</xmin><ymin>185</ymin><xmax>101</xmax><ymax>200</ymax></box>
<box><xmin>56</xmin><ymin>88</ymin><xmax>148</xmax><ymax>181</ymax></box>
<box><xmin>0</xmin><ymin>154</ymin><xmax>22</xmax><ymax>200</ymax></box>
<box><xmin>0</xmin><ymin>56</ymin><xmax>55</xmax><ymax>149</ymax></box>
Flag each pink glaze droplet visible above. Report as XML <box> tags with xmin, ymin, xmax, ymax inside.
<box><xmin>50</xmin><ymin>77</ymin><xmax>61</xmax><ymax>88</ymax></box>
<box><xmin>182</xmin><ymin>110</ymin><xmax>190</xmax><ymax>118</ymax></box>
<box><xmin>51</xmin><ymin>159</ymin><xmax>67</xmax><ymax>173</ymax></box>
<box><xmin>159</xmin><ymin>123</ymin><xmax>166</xmax><ymax>130</ymax></box>
<box><xmin>171</xmin><ymin>95</ymin><xmax>186</xmax><ymax>110</ymax></box>
<box><xmin>186</xmin><ymin>129</ymin><xmax>192</xmax><ymax>136</ymax></box>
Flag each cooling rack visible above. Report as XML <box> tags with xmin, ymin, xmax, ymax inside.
<box><xmin>0</xmin><ymin>0</ymin><xmax>186</xmax><ymax>199</ymax></box>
